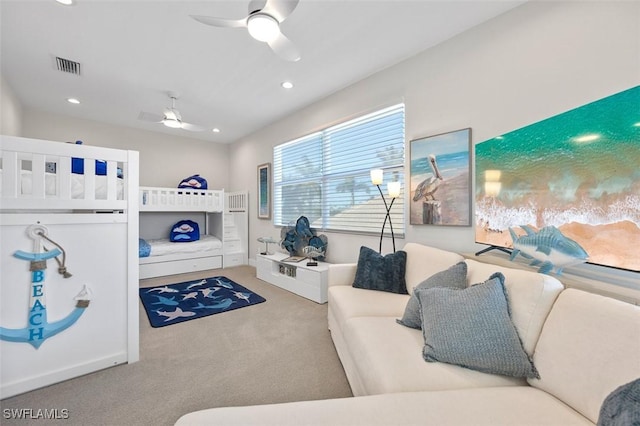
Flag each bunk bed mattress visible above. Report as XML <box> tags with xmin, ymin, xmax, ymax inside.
<box><xmin>0</xmin><ymin>170</ymin><xmax>124</xmax><ymax>199</ymax></box>
<box><xmin>139</xmin><ymin>235</ymin><xmax>224</xmax><ymax>279</ymax></box>
<box><xmin>140</xmin><ymin>234</ymin><xmax>222</xmax><ymax>258</ymax></box>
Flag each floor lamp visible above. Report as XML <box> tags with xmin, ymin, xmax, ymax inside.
<box><xmin>370</xmin><ymin>169</ymin><xmax>401</xmax><ymax>253</ymax></box>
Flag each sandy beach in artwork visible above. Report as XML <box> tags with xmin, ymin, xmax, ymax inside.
<box><xmin>475</xmin><ymin>220</ymin><xmax>640</xmax><ymax>272</ymax></box>
<box><xmin>410</xmin><ymin>173</ymin><xmax>470</xmax><ymax>226</ymax></box>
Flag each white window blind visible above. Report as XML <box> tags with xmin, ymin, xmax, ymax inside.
<box><xmin>273</xmin><ymin>104</ymin><xmax>405</xmax><ymax>237</ymax></box>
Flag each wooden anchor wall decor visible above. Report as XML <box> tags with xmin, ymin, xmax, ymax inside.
<box><xmin>0</xmin><ymin>224</ymin><xmax>91</xmax><ymax>349</ymax></box>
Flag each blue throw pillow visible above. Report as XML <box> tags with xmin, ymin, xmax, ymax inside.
<box><xmin>170</xmin><ymin>220</ymin><xmax>200</xmax><ymax>242</ymax></box>
<box><xmin>71</xmin><ymin>158</ymin><xmax>108</xmax><ymax>175</ymax></box>
<box><xmin>598</xmin><ymin>378</ymin><xmax>640</xmax><ymax>426</ymax></box>
<box><xmin>178</xmin><ymin>174</ymin><xmax>208</xmax><ymax>190</ymax></box>
<box><xmin>396</xmin><ymin>261</ymin><xmax>467</xmax><ymax>329</ymax></box>
<box><xmin>352</xmin><ymin>246</ymin><xmax>407</xmax><ymax>294</ymax></box>
<box><xmin>139</xmin><ymin>238</ymin><xmax>151</xmax><ymax>258</ymax></box>
<box><xmin>416</xmin><ymin>272</ymin><xmax>539</xmax><ymax>379</ymax></box>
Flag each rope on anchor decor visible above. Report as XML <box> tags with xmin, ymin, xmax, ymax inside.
<box><xmin>39</xmin><ymin>231</ymin><xmax>72</xmax><ymax>278</ymax></box>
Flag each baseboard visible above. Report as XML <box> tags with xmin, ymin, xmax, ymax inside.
<box><xmin>1</xmin><ymin>353</ymin><xmax>127</xmax><ymax>400</ymax></box>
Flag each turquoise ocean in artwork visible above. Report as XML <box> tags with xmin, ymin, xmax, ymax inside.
<box><xmin>475</xmin><ymin>86</ymin><xmax>640</xmax><ymax>271</ymax></box>
<box><xmin>411</xmin><ymin>151</ymin><xmax>469</xmax><ymax>181</ymax></box>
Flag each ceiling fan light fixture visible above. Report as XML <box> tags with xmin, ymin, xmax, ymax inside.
<box><xmin>247</xmin><ymin>13</ymin><xmax>280</xmax><ymax>42</ymax></box>
<box><xmin>163</xmin><ymin>118</ymin><xmax>182</xmax><ymax>129</ymax></box>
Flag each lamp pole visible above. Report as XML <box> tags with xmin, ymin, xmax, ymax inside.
<box><xmin>375</xmin><ymin>185</ymin><xmax>397</xmax><ymax>253</ymax></box>
<box><xmin>371</xmin><ymin>169</ymin><xmax>400</xmax><ymax>254</ymax></box>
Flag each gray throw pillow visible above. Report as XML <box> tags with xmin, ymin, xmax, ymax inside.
<box><xmin>396</xmin><ymin>261</ymin><xmax>467</xmax><ymax>329</ymax></box>
<box><xmin>416</xmin><ymin>272</ymin><xmax>539</xmax><ymax>379</ymax></box>
<box><xmin>598</xmin><ymin>378</ymin><xmax>640</xmax><ymax>426</ymax></box>
<box><xmin>352</xmin><ymin>246</ymin><xmax>407</xmax><ymax>294</ymax></box>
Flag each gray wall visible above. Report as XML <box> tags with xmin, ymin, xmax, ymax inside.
<box><xmin>229</xmin><ymin>1</ymin><xmax>639</xmax><ymax>269</ymax></box>
<box><xmin>1</xmin><ymin>75</ymin><xmax>23</xmax><ymax>136</ymax></box>
<box><xmin>20</xmin><ymin>109</ymin><xmax>229</xmax><ymax>189</ymax></box>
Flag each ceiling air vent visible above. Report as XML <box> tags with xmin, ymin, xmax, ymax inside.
<box><xmin>55</xmin><ymin>56</ymin><xmax>81</xmax><ymax>75</ymax></box>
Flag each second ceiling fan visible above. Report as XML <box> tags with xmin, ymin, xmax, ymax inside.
<box><xmin>191</xmin><ymin>0</ymin><xmax>301</xmax><ymax>62</ymax></box>
<box><xmin>138</xmin><ymin>93</ymin><xmax>206</xmax><ymax>132</ymax></box>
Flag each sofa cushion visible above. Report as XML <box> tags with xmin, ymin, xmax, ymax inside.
<box><xmin>403</xmin><ymin>243</ymin><xmax>465</xmax><ymax>294</ymax></box>
<box><xmin>529</xmin><ymin>289</ymin><xmax>640</xmax><ymax>424</ymax></box>
<box><xmin>465</xmin><ymin>259</ymin><xmax>564</xmax><ymax>355</ymax></box>
<box><xmin>341</xmin><ymin>316</ymin><xmax>524</xmax><ymax>395</ymax></box>
<box><xmin>397</xmin><ymin>261</ymin><xmax>467</xmax><ymax>329</ymax></box>
<box><xmin>176</xmin><ymin>387</ymin><xmax>593</xmax><ymax>426</ymax></box>
<box><xmin>328</xmin><ymin>286</ymin><xmax>409</xmax><ymax>334</ymax></box>
<box><xmin>352</xmin><ymin>246</ymin><xmax>407</xmax><ymax>294</ymax></box>
<box><xmin>417</xmin><ymin>272</ymin><xmax>538</xmax><ymax>379</ymax></box>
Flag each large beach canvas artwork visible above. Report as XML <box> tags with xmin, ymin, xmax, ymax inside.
<box><xmin>410</xmin><ymin>128</ymin><xmax>471</xmax><ymax>226</ymax></box>
<box><xmin>475</xmin><ymin>86</ymin><xmax>640</xmax><ymax>272</ymax></box>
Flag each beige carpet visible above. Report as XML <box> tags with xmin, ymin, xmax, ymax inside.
<box><xmin>0</xmin><ymin>266</ymin><xmax>353</xmax><ymax>425</ymax></box>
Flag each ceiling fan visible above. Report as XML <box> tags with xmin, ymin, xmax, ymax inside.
<box><xmin>138</xmin><ymin>93</ymin><xmax>206</xmax><ymax>132</ymax></box>
<box><xmin>191</xmin><ymin>0</ymin><xmax>301</xmax><ymax>62</ymax></box>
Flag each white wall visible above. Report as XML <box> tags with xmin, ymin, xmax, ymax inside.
<box><xmin>21</xmin><ymin>109</ymin><xmax>229</xmax><ymax>188</ymax></box>
<box><xmin>229</xmin><ymin>2</ymin><xmax>639</xmax><ymax>276</ymax></box>
<box><xmin>0</xmin><ymin>75</ymin><xmax>23</xmax><ymax>136</ymax></box>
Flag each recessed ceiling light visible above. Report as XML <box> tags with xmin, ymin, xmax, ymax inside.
<box><xmin>633</xmin><ymin>122</ymin><xmax>640</xmax><ymax>127</ymax></box>
<box><xmin>56</xmin><ymin>0</ymin><xmax>75</xmax><ymax>5</ymax></box>
<box><xmin>67</xmin><ymin>98</ymin><xmax>80</xmax><ymax>104</ymax></box>
<box><xmin>281</xmin><ymin>81</ymin><xmax>294</xmax><ymax>89</ymax></box>
<box><xmin>212</xmin><ymin>128</ymin><xmax>221</xmax><ymax>133</ymax></box>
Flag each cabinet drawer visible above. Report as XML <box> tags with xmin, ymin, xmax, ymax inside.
<box><xmin>224</xmin><ymin>240</ymin><xmax>242</xmax><ymax>253</ymax></box>
<box><xmin>224</xmin><ymin>253</ymin><xmax>245</xmax><ymax>268</ymax></box>
<box><xmin>140</xmin><ymin>256</ymin><xmax>222</xmax><ymax>279</ymax></box>
<box><xmin>224</xmin><ymin>213</ymin><xmax>235</xmax><ymax>224</ymax></box>
<box><xmin>223</xmin><ymin>226</ymin><xmax>238</xmax><ymax>239</ymax></box>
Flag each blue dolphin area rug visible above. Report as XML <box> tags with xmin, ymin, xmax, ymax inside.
<box><xmin>139</xmin><ymin>276</ymin><xmax>266</xmax><ymax>328</ymax></box>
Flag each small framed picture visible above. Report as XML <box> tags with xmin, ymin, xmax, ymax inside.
<box><xmin>257</xmin><ymin>162</ymin><xmax>271</xmax><ymax>219</ymax></box>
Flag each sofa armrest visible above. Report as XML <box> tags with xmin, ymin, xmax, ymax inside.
<box><xmin>328</xmin><ymin>263</ymin><xmax>357</xmax><ymax>287</ymax></box>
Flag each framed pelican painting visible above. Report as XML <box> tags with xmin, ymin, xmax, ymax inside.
<box><xmin>409</xmin><ymin>128</ymin><xmax>472</xmax><ymax>226</ymax></box>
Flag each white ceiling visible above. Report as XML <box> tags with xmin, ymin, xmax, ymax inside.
<box><xmin>1</xmin><ymin>0</ymin><xmax>525</xmax><ymax>144</ymax></box>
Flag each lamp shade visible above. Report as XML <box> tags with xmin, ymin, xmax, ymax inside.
<box><xmin>370</xmin><ymin>169</ymin><xmax>384</xmax><ymax>185</ymax></box>
<box><xmin>387</xmin><ymin>181</ymin><xmax>401</xmax><ymax>198</ymax></box>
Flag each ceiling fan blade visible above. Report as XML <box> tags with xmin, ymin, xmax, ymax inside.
<box><xmin>138</xmin><ymin>111</ymin><xmax>164</xmax><ymax>123</ymax></box>
<box><xmin>181</xmin><ymin>122</ymin><xmax>206</xmax><ymax>132</ymax></box>
<box><xmin>190</xmin><ymin>15</ymin><xmax>247</xmax><ymax>28</ymax></box>
<box><xmin>248</xmin><ymin>0</ymin><xmax>267</xmax><ymax>14</ymax></box>
<box><xmin>262</xmin><ymin>0</ymin><xmax>299</xmax><ymax>22</ymax></box>
<box><xmin>268</xmin><ymin>32</ymin><xmax>301</xmax><ymax>62</ymax></box>
<box><xmin>163</xmin><ymin>108</ymin><xmax>179</xmax><ymax>121</ymax></box>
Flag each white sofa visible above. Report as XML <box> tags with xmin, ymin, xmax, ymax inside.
<box><xmin>176</xmin><ymin>243</ymin><xmax>640</xmax><ymax>425</ymax></box>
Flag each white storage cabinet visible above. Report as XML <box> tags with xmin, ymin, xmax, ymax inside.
<box><xmin>256</xmin><ymin>253</ymin><xmax>329</xmax><ymax>304</ymax></box>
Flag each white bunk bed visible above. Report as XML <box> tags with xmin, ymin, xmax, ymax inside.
<box><xmin>0</xmin><ymin>135</ymin><xmax>139</xmax><ymax>399</ymax></box>
<box><xmin>138</xmin><ymin>187</ymin><xmax>248</xmax><ymax>279</ymax></box>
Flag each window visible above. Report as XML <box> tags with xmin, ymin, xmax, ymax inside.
<box><xmin>273</xmin><ymin>104</ymin><xmax>405</xmax><ymax>237</ymax></box>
